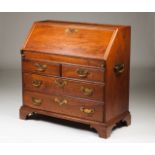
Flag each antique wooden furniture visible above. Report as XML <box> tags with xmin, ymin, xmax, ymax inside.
<box><xmin>20</xmin><ymin>20</ymin><xmax>131</xmax><ymax>138</ymax></box>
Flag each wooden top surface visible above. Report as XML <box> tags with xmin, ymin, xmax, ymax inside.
<box><xmin>22</xmin><ymin>20</ymin><xmax>128</xmax><ymax>60</ymax></box>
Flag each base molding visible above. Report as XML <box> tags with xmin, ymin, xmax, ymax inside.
<box><xmin>20</xmin><ymin>105</ymin><xmax>131</xmax><ymax>138</ymax></box>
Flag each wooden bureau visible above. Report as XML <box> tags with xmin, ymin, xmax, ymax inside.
<box><xmin>20</xmin><ymin>20</ymin><xmax>131</xmax><ymax>138</ymax></box>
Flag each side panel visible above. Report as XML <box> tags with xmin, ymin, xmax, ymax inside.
<box><xmin>104</xmin><ymin>27</ymin><xmax>131</xmax><ymax>122</ymax></box>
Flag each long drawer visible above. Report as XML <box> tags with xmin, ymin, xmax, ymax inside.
<box><xmin>24</xmin><ymin>91</ymin><xmax>104</xmax><ymax>122</ymax></box>
<box><xmin>23</xmin><ymin>73</ymin><xmax>104</xmax><ymax>101</ymax></box>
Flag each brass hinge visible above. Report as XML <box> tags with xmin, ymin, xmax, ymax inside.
<box><xmin>101</xmin><ymin>64</ymin><xmax>106</xmax><ymax>71</ymax></box>
<box><xmin>20</xmin><ymin>50</ymin><xmax>25</xmax><ymax>57</ymax></box>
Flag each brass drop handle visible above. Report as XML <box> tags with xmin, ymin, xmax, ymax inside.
<box><xmin>81</xmin><ymin>86</ymin><xmax>94</xmax><ymax>96</ymax></box>
<box><xmin>32</xmin><ymin>80</ymin><xmax>42</xmax><ymax>88</ymax></box>
<box><xmin>55</xmin><ymin>79</ymin><xmax>67</xmax><ymax>88</ymax></box>
<box><xmin>80</xmin><ymin>107</ymin><xmax>95</xmax><ymax>114</ymax></box>
<box><xmin>114</xmin><ymin>63</ymin><xmax>124</xmax><ymax>74</ymax></box>
<box><xmin>54</xmin><ymin>97</ymin><xmax>68</xmax><ymax>106</ymax></box>
<box><xmin>35</xmin><ymin>63</ymin><xmax>47</xmax><ymax>72</ymax></box>
<box><xmin>76</xmin><ymin>68</ymin><xmax>89</xmax><ymax>78</ymax></box>
<box><xmin>32</xmin><ymin>97</ymin><xmax>42</xmax><ymax>106</ymax></box>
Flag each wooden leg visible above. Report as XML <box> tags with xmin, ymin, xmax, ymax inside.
<box><xmin>122</xmin><ymin>112</ymin><xmax>131</xmax><ymax>126</ymax></box>
<box><xmin>90</xmin><ymin>124</ymin><xmax>114</xmax><ymax>138</ymax></box>
<box><xmin>19</xmin><ymin>106</ymin><xmax>33</xmax><ymax>120</ymax></box>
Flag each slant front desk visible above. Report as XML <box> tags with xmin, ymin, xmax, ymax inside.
<box><xmin>20</xmin><ymin>20</ymin><xmax>131</xmax><ymax>138</ymax></box>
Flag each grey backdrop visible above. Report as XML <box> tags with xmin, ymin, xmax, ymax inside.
<box><xmin>0</xmin><ymin>12</ymin><xmax>155</xmax><ymax>70</ymax></box>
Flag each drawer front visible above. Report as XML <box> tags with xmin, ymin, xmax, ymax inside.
<box><xmin>23</xmin><ymin>59</ymin><xmax>60</xmax><ymax>76</ymax></box>
<box><xmin>62</xmin><ymin>64</ymin><xmax>104</xmax><ymax>82</ymax></box>
<box><xmin>24</xmin><ymin>91</ymin><xmax>104</xmax><ymax>122</ymax></box>
<box><xmin>23</xmin><ymin>73</ymin><xmax>104</xmax><ymax>101</ymax></box>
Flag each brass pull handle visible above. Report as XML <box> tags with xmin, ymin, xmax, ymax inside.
<box><xmin>55</xmin><ymin>79</ymin><xmax>67</xmax><ymax>88</ymax></box>
<box><xmin>114</xmin><ymin>64</ymin><xmax>124</xmax><ymax>74</ymax></box>
<box><xmin>80</xmin><ymin>107</ymin><xmax>95</xmax><ymax>114</ymax></box>
<box><xmin>81</xmin><ymin>86</ymin><xmax>94</xmax><ymax>96</ymax></box>
<box><xmin>54</xmin><ymin>97</ymin><xmax>68</xmax><ymax>106</ymax></box>
<box><xmin>32</xmin><ymin>80</ymin><xmax>42</xmax><ymax>88</ymax></box>
<box><xmin>32</xmin><ymin>97</ymin><xmax>42</xmax><ymax>106</ymax></box>
<box><xmin>76</xmin><ymin>68</ymin><xmax>89</xmax><ymax>78</ymax></box>
<box><xmin>35</xmin><ymin>63</ymin><xmax>47</xmax><ymax>72</ymax></box>
<box><xmin>65</xmin><ymin>28</ymin><xmax>78</xmax><ymax>34</ymax></box>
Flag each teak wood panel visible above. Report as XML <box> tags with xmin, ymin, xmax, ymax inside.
<box><xmin>22</xmin><ymin>22</ymin><xmax>115</xmax><ymax>60</ymax></box>
<box><xmin>23</xmin><ymin>73</ymin><xmax>104</xmax><ymax>101</ymax></box>
<box><xmin>62</xmin><ymin>64</ymin><xmax>104</xmax><ymax>82</ymax></box>
<box><xmin>24</xmin><ymin>91</ymin><xmax>104</xmax><ymax>122</ymax></box>
<box><xmin>23</xmin><ymin>59</ymin><xmax>60</xmax><ymax>76</ymax></box>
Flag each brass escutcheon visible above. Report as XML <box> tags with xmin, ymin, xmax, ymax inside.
<box><xmin>76</xmin><ymin>68</ymin><xmax>89</xmax><ymax>78</ymax></box>
<box><xmin>34</xmin><ymin>63</ymin><xmax>47</xmax><ymax>72</ymax></box>
<box><xmin>32</xmin><ymin>80</ymin><xmax>42</xmax><ymax>88</ymax></box>
<box><xmin>32</xmin><ymin>97</ymin><xmax>42</xmax><ymax>106</ymax></box>
<box><xmin>54</xmin><ymin>97</ymin><xmax>68</xmax><ymax>106</ymax></box>
<box><xmin>65</xmin><ymin>28</ymin><xmax>78</xmax><ymax>34</ymax></box>
<box><xmin>81</xmin><ymin>86</ymin><xmax>94</xmax><ymax>96</ymax></box>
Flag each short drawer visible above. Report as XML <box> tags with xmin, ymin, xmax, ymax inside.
<box><xmin>62</xmin><ymin>64</ymin><xmax>104</xmax><ymax>82</ymax></box>
<box><xmin>23</xmin><ymin>59</ymin><xmax>60</xmax><ymax>76</ymax></box>
<box><xmin>24</xmin><ymin>91</ymin><xmax>104</xmax><ymax>122</ymax></box>
<box><xmin>23</xmin><ymin>73</ymin><xmax>104</xmax><ymax>101</ymax></box>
